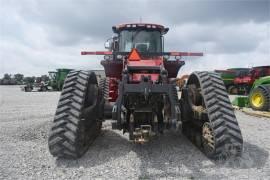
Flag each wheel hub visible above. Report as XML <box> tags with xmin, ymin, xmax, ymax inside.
<box><xmin>251</xmin><ymin>92</ymin><xmax>264</xmax><ymax>108</ymax></box>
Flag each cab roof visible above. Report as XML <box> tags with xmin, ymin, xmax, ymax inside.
<box><xmin>252</xmin><ymin>66</ymin><xmax>270</xmax><ymax>69</ymax></box>
<box><xmin>112</xmin><ymin>23</ymin><xmax>169</xmax><ymax>35</ymax></box>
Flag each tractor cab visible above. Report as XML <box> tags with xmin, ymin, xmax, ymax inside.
<box><xmin>105</xmin><ymin>24</ymin><xmax>171</xmax><ymax>83</ymax></box>
<box><xmin>106</xmin><ymin>23</ymin><xmax>169</xmax><ymax>54</ymax></box>
<box><xmin>48</xmin><ymin>71</ymin><xmax>57</xmax><ymax>81</ymax></box>
<box><xmin>250</xmin><ymin>66</ymin><xmax>270</xmax><ymax>79</ymax></box>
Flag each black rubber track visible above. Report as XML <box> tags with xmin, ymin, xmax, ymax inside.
<box><xmin>48</xmin><ymin>70</ymin><xmax>101</xmax><ymax>159</ymax></box>
<box><xmin>98</xmin><ymin>77</ymin><xmax>113</xmax><ymax>119</ymax></box>
<box><xmin>183</xmin><ymin>71</ymin><xmax>243</xmax><ymax>159</ymax></box>
<box><xmin>249</xmin><ymin>84</ymin><xmax>270</xmax><ymax>111</ymax></box>
<box><xmin>99</xmin><ymin>78</ymin><xmax>109</xmax><ymax>101</ymax></box>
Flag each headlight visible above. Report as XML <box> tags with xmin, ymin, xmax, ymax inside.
<box><xmin>104</xmin><ymin>55</ymin><xmax>111</xmax><ymax>60</ymax></box>
<box><xmin>116</xmin><ymin>55</ymin><xmax>123</xmax><ymax>59</ymax></box>
<box><xmin>163</xmin><ymin>55</ymin><xmax>170</xmax><ymax>60</ymax></box>
<box><xmin>175</xmin><ymin>55</ymin><xmax>181</xmax><ymax>60</ymax></box>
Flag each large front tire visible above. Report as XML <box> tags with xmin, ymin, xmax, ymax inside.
<box><xmin>48</xmin><ymin>70</ymin><xmax>103</xmax><ymax>159</ymax></box>
<box><xmin>249</xmin><ymin>85</ymin><xmax>270</xmax><ymax>111</ymax></box>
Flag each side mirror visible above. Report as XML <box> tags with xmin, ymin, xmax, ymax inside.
<box><xmin>105</xmin><ymin>40</ymin><xmax>112</xmax><ymax>50</ymax></box>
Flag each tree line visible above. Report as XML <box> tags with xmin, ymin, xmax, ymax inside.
<box><xmin>0</xmin><ymin>73</ymin><xmax>50</xmax><ymax>85</ymax></box>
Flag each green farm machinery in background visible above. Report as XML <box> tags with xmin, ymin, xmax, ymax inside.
<box><xmin>215</xmin><ymin>68</ymin><xmax>250</xmax><ymax>94</ymax></box>
<box><xmin>48</xmin><ymin>69</ymin><xmax>73</xmax><ymax>91</ymax></box>
<box><xmin>232</xmin><ymin>76</ymin><xmax>270</xmax><ymax>111</ymax></box>
<box><xmin>23</xmin><ymin>68</ymin><xmax>72</xmax><ymax>92</ymax></box>
<box><xmin>216</xmin><ymin>66</ymin><xmax>270</xmax><ymax>95</ymax></box>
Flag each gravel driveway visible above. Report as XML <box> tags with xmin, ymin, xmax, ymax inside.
<box><xmin>0</xmin><ymin>86</ymin><xmax>269</xmax><ymax>179</ymax></box>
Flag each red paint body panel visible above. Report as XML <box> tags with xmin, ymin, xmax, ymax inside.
<box><xmin>127</xmin><ymin>56</ymin><xmax>163</xmax><ymax>83</ymax></box>
<box><xmin>169</xmin><ymin>52</ymin><xmax>203</xmax><ymax>56</ymax></box>
<box><xmin>131</xmin><ymin>73</ymin><xmax>160</xmax><ymax>82</ymax></box>
<box><xmin>108</xmin><ymin>78</ymin><xmax>118</xmax><ymax>102</ymax></box>
<box><xmin>81</xmin><ymin>51</ymin><xmax>112</xmax><ymax>55</ymax></box>
<box><xmin>234</xmin><ymin>76</ymin><xmax>253</xmax><ymax>85</ymax></box>
<box><xmin>82</xmin><ymin>49</ymin><xmax>202</xmax><ymax>102</ymax></box>
<box><xmin>127</xmin><ymin>59</ymin><xmax>163</xmax><ymax>67</ymax></box>
<box><xmin>164</xmin><ymin>60</ymin><xmax>185</xmax><ymax>78</ymax></box>
<box><xmin>101</xmin><ymin>60</ymin><xmax>123</xmax><ymax>78</ymax></box>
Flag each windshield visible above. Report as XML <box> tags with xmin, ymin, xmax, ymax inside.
<box><xmin>49</xmin><ymin>72</ymin><xmax>56</xmax><ymax>80</ymax></box>
<box><xmin>119</xmin><ymin>30</ymin><xmax>162</xmax><ymax>53</ymax></box>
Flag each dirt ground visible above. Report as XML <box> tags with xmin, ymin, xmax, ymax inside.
<box><xmin>0</xmin><ymin>86</ymin><xmax>270</xmax><ymax>179</ymax></box>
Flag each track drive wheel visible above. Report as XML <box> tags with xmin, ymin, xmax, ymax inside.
<box><xmin>48</xmin><ymin>70</ymin><xmax>103</xmax><ymax>159</ymax></box>
<box><xmin>181</xmin><ymin>71</ymin><xmax>243</xmax><ymax>159</ymax></box>
<box><xmin>249</xmin><ymin>85</ymin><xmax>270</xmax><ymax>111</ymax></box>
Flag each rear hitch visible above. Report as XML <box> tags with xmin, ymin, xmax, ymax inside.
<box><xmin>133</xmin><ymin>125</ymin><xmax>154</xmax><ymax>144</ymax></box>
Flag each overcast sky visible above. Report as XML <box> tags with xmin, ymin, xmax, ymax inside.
<box><xmin>0</xmin><ymin>0</ymin><xmax>269</xmax><ymax>77</ymax></box>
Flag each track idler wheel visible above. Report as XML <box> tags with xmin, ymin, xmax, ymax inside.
<box><xmin>202</xmin><ymin>122</ymin><xmax>216</xmax><ymax>155</ymax></box>
<box><xmin>181</xmin><ymin>71</ymin><xmax>243</xmax><ymax>159</ymax></box>
<box><xmin>48</xmin><ymin>70</ymin><xmax>103</xmax><ymax>159</ymax></box>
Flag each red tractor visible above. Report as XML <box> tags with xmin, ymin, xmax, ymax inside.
<box><xmin>48</xmin><ymin>23</ymin><xmax>243</xmax><ymax>159</ymax></box>
<box><xmin>231</xmin><ymin>66</ymin><xmax>270</xmax><ymax>94</ymax></box>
